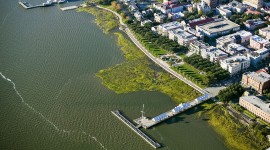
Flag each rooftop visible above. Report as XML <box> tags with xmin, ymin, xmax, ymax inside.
<box><xmin>241</xmin><ymin>96</ymin><xmax>270</xmax><ymax>115</ymax></box>
<box><xmin>251</xmin><ymin>35</ymin><xmax>269</xmax><ymax>44</ymax></box>
<box><xmin>222</xmin><ymin>55</ymin><xmax>249</xmax><ymax>66</ymax></box>
<box><xmin>158</xmin><ymin>21</ymin><xmax>182</xmax><ymax>31</ymax></box>
<box><xmin>198</xmin><ymin>19</ymin><xmax>240</xmax><ymax>34</ymax></box>
<box><xmin>245</xmin><ymin>71</ymin><xmax>270</xmax><ymax>83</ymax></box>
<box><xmin>188</xmin><ymin>17</ymin><xmax>215</xmax><ymax>29</ymax></box>
<box><xmin>259</xmin><ymin>26</ymin><xmax>270</xmax><ymax>33</ymax></box>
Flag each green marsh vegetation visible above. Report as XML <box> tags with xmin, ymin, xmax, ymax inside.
<box><xmin>77</xmin><ymin>7</ymin><xmax>118</xmax><ymax>33</ymax></box>
<box><xmin>202</xmin><ymin>104</ymin><xmax>270</xmax><ymax>150</ymax></box>
<box><xmin>96</xmin><ymin>33</ymin><xmax>200</xmax><ymax>103</ymax></box>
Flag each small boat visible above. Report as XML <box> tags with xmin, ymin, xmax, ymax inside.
<box><xmin>42</xmin><ymin>0</ymin><xmax>52</xmax><ymax>6</ymax></box>
<box><xmin>58</xmin><ymin>0</ymin><xmax>65</xmax><ymax>4</ymax></box>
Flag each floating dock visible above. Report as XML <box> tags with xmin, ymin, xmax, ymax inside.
<box><xmin>111</xmin><ymin>110</ymin><xmax>161</xmax><ymax>149</ymax></box>
<box><xmin>134</xmin><ymin>94</ymin><xmax>209</xmax><ymax>129</ymax></box>
<box><xmin>60</xmin><ymin>6</ymin><xmax>78</xmax><ymax>11</ymax></box>
<box><xmin>18</xmin><ymin>1</ymin><xmax>40</xmax><ymax>9</ymax></box>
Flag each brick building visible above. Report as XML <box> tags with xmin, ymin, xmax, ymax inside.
<box><xmin>242</xmin><ymin>71</ymin><xmax>270</xmax><ymax>94</ymax></box>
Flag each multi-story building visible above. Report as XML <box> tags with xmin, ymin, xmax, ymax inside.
<box><xmin>216</xmin><ymin>30</ymin><xmax>252</xmax><ymax>49</ymax></box>
<box><xmin>154</xmin><ymin>13</ymin><xmax>167</xmax><ymax>23</ymax></box>
<box><xmin>256</xmin><ymin>48</ymin><xmax>270</xmax><ymax>59</ymax></box>
<box><xmin>204</xmin><ymin>0</ymin><xmax>218</xmax><ymax>8</ymax></box>
<box><xmin>240</xmin><ymin>96</ymin><xmax>270</xmax><ymax>123</ymax></box>
<box><xmin>242</xmin><ymin>71</ymin><xmax>270</xmax><ymax>94</ymax></box>
<box><xmin>250</xmin><ymin>35</ymin><xmax>270</xmax><ymax>50</ymax></box>
<box><xmin>220</xmin><ymin>55</ymin><xmax>250</xmax><ymax>74</ymax></box>
<box><xmin>196</xmin><ymin>18</ymin><xmax>240</xmax><ymax>38</ymax></box>
<box><xmin>156</xmin><ymin>21</ymin><xmax>183</xmax><ymax>36</ymax></box>
<box><xmin>201</xmin><ymin>46</ymin><xmax>228</xmax><ymax>62</ymax></box>
<box><xmin>189</xmin><ymin>40</ymin><xmax>210</xmax><ymax>54</ymax></box>
<box><xmin>243</xmin><ymin>0</ymin><xmax>263</xmax><ymax>9</ymax></box>
<box><xmin>226</xmin><ymin>43</ymin><xmax>250</xmax><ymax>55</ymax></box>
<box><xmin>168</xmin><ymin>28</ymin><xmax>197</xmax><ymax>46</ymax></box>
<box><xmin>244</xmin><ymin>19</ymin><xmax>265</xmax><ymax>30</ymax></box>
<box><xmin>259</xmin><ymin>26</ymin><xmax>270</xmax><ymax>40</ymax></box>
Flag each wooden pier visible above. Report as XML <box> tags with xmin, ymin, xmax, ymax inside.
<box><xmin>60</xmin><ymin>6</ymin><xmax>78</xmax><ymax>11</ymax></box>
<box><xmin>111</xmin><ymin>110</ymin><xmax>161</xmax><ymax>149</ymax></box>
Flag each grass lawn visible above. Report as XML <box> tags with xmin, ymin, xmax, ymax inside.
<box><xmin>243</xmin><ymin>110</ymin><xmax>256</xmax><ymax>120</ymax></box>
<box><xmin>174</xmin><ymin>63</ymin><xmax>207</xmax><ymax>88</ymax></box>
<box><xmin>257</xmin><ymin>118</ymin><xmax>270</xmax><ymax>127</ymax></box>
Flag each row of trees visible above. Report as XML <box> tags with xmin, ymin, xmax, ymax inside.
<box><xmin>229</xmin><ymin>13</ymin><xmax>263</xmax><ymax>28</ymax></box>
<box><xmin>183</xmin><ymin>55</ymin><xmax>230</xmax><ymax>84</ymax></box>
<box><xmin>128</xmin><ymin>22</ymin><xmax>188</xmax><ymax>53</ymax></box>
<box><xmin>217</xmin><ymin>83</ymin><xmax>245</xmax><ymax>103</ymax></box>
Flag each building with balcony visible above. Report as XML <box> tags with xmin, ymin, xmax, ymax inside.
<box><xmin>220</xmin><ymin>55</ymin><xmax>250</xmax><ymax>74</ymax></box>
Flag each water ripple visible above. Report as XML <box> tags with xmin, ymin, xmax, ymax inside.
<box><xmin>0</xmin><ymin>72</ymin><xmax>107</xmax><ymax>150</ymax></box>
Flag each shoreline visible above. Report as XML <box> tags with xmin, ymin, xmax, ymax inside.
<box><xmin>79</xmin><ymin>5</ymin><xmax>270</xmax><ymax>150</ymax></box>
<box><xmin>94</xmin><ymin>5</ymin><xmax>206</xmax><ymax>95</ymax></box>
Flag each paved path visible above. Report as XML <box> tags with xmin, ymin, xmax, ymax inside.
<box><xmin>96</xmin><ymin>5</ymin><xmax>207</xmax><ymax>95</ymax></box>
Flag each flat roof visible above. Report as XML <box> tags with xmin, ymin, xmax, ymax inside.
<box><xmin>241</xmin><ymin>96</ymin><xmax>270</xmax><ymax>115</ymax></box>
<box><xmin>246</xmin><ymin>71</ymin><xmax>270</xmax><ymax>83</ymax></box>
<box><xmin>251</xmin><ymin>35</ymin><xmax>269</xmax><ymax>44</ymax></box>
<box><xmin>222</xmin><ymin>55</ymin><xmax>249</xmax><ymax>66</ymax></box>
<box><xmin>158</xmin><ymin>21</ymin><xmax>182</xmax><ymax>31</ymax></box>
<box><xmin>198</xmin><ymin>19</ymin><xmax>240</xmax><ymax>34</ymax></box>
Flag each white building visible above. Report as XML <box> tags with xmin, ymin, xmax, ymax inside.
<box><xmin>196</xmin><ymin>18</ymin><xmax>240</xmax><ymax>37</ymax></box>
<box><xmin>250</xmin><ymin>35</ymin><xmax>270</xmax><ymax>50</ymax></box>
<box><xmin>220</xmin><ymin>55</ymin><xmax>250</xmax><ymax>74</ymax></box>
<box><xmin>201</xmin><ymin>46</ymin><xmax>228</xmax><ymax>62</ymax></box>
<box><xmin>226</xmin><ymin>43</ymin><xmax>250</xmax><ymax>55</ymax></box>
<box><xmin>256</xmin><ymin>48</ymin><xmax>270</xmax><ymax>59</ymax></box>
<box><xmin>189</xmin><ymin>40</ymin><xmax>210</xmax><ymax>54</ymax></box>
<box><xmin>216</xmin><ymin>30</ymin><xmax>252</xmax><ymax>49</ymax></box>
<box><xmin>259</xmin><ymin>26</ymin><xmax>270</xmax><ymax>40</ymax></box>
<box><xmin>168</xmin><ymin>28</ymin><xmax>197</xmax><ymax>46</ymax></box>
<box><xmin>141</xmin><ymin>20</ymin><xmax>152</xmax><ymax>26</ymax></box>
<box><xmin>156</xmin><ymin>21</ymin><xmax>183</xmax><ymax>36</ymax></box>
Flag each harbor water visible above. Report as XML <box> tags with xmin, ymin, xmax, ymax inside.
<box><xmin>0</xmin><ymin>0</ymin><xmax>228</xmax><ymax>149</ymax></box>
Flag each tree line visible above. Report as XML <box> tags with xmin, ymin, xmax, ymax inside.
<box><xmin>217</xmin><ymin>83</ymin><xmax>245</xmax><ymax>103</ymax></box>
<box><xmin>183</xmin><ymin>55</ymin><xmax>230</xmax><ymax>85</ymax></box>
<box><xmin>128</xmin><ymin>22</ymin><xmax>188</xmax><ymax>54</ymax></box>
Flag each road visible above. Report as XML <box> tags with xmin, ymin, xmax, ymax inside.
<box><xmin>96</xmin><ymin>5</ymin><xmax>207</xmax><ymax>95</ymax></box>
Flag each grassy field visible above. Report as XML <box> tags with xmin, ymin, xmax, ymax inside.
<box><xmin>133</xmin><ymin>32</ymin><xmax>167</xmax><ymax>56</ymax></box>
<box><xmin>96</xmin><ymin>32</ymin><xmax>200</xmax><ymax>103</ymax></box>
<box><xmin>203</xmin><ymin>104</ymin><xmax>270</xmax><ymax>150</ymax></box>
<box><xmin>173</xmin><ymin>63</ymin><xmax>207</xmax><ymax>88</ymax></box>
<box><xmin>77</xmin><ymin>7</ymin><xmax>118</xmax><ymax>33</ymax></box>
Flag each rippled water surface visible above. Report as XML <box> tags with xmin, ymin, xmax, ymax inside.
<box><xmin>0</xmin><ymin>0</ymin><xmax>228</xmax><ymax>149</ymax></box>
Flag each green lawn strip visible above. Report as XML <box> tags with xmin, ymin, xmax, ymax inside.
<box><xmin>257</xmin><ymin>118</ymin><xmax>270</xmax><ymax>127</ymax></box>
<box><xmin>173</xmin><ymin>63</ymin><xmax>206</xmax><ymax>88</ymax></box>
<box><xmin>243</xmin><ymin>110</ymin><xmax>256</xmax><ymax>120</ymax></box>
<box><xmin>205</xmin><ymin>105</ymin><xmax>269</xmax><ymax>150</ymax></box>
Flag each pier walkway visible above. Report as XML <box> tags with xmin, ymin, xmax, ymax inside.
<box><xmin>111</xmin><ymin>110</ymin><xmax>161</xmax><ymax>149</ymax></box>
<box><xmin>134</xmin><ymin>94</ymin><xmax>209</xmax><ymax>129</ymax></box>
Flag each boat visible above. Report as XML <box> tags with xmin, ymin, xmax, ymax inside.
<box><xmin>42</xmin><ymin>0</ymin><xmax>52</xmax><ymax>6</ymax></box>
<box><xmin>58</xmin><ymin>0</ymin><xmax>65</xmax><ymax>4</ymax></box>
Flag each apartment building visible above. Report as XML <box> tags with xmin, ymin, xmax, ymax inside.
<box><xmin>250</xmin><ymin>35</ymin><xmax>270</xmax><ymax>50</ymax></box>
<box><xmin>242</xmin><ymin>71</ymin><xmax>270</xmax><ymax>94</ymax></box>
<box><xmin>243</xmin><ymin>0</ymin><xmax>263</xmax><ymax>9</ymax></box>
<box><xmin>259</xmin><ymin>26</ymin><xmax>270</xmax><ymax>40</ymax></box>
<box><xmin>220</xmin><ymin>55</ymin><xmax>250</xmax><ymax>74</ymax></box>
<box><xmin>240</xmin><ymin>96</ymin><xmax>270</xmax><ymax>123</ymax></box>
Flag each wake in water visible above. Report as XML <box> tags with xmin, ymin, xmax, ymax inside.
<box><xmin>0</xmin><ymin>72</ymin><xmax>107</xmax><ymax>150</ymax></box>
